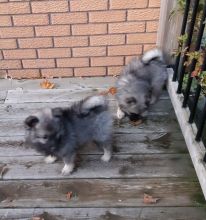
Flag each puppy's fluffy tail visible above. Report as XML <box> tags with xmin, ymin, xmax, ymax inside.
<box><xmin>81</xmin><ymin>95</ymin><xmax>108</xmax><ymax>115</ymax></box>
<box><xmin>141</xmin><ymin>48</ymin><xmax>164</xmax><ymax>64</ymax></box>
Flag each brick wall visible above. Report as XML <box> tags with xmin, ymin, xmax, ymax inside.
<box><xmin>0</xmin><ymin>0</ymin><xmax>160</xmax><ymax>79</ymax></box>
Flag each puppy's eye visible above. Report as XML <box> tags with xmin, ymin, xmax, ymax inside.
<box><xmin>42</xmin><ymin>135</ymin><xmax>48</xmax><ymax>140</ymax></box>
<box><xmin>126</xmin><ymin>97</ymin><xmax>136</xmax><ymax>105</ymax></box>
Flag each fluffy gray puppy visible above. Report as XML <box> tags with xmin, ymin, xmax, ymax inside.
<box><xmin>115</xmin><ymin>48</ymin><xmax>168</xmax><ymax>121</ymax></box>
<box><xmin>24</xmin><ymin>95</ymin><xmax>113</xmax><ymax>175</ymax></box>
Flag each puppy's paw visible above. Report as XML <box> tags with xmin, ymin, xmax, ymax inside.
<box><xmin>44</xmin><ymin>155</ymin><xmax>57</xmax><ymax>164</ymax></box>
<box><xmin>101</xmin><ymin>150</ymin><xmax>112</xmax><ymax>162</ymax></box>
<box><xmin>61</xmin><ymin>163</ymin><xmax>74</xmax><ymax>175</ymax></box>
<box><xmin>117</xmin><ymin>107</ymin><xmax>125</xmax><ymax>119</ymax></box>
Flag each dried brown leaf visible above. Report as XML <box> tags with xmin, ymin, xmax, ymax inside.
<box><xmin>66</xmin><ymin>191</ymin><xmax>73</xmax><ymax>200</ymax></box>
<box><xmin>0</xmin><ymin>165</ymin><xmax>9</xmax><ymax>179</ymax></box>
<box><xmin>40</xmin><ymin>79</ymin><xmax>55</xmax><ymax>89</ymax></box>
<box><xmin>143</xmin><ymin>193</ymin><xmax>160</xmax><ymax>204</ymax></box>
<box><xmin>108</xmin><ymin>87</ymin><xmax>117</xmax><ymax>95</ymax></box>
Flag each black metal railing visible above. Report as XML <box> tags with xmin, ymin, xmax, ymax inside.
<box><xmin>173</xmin><ymin>0</ymin><xmax>206</xmax><ymax>162</ymax></box>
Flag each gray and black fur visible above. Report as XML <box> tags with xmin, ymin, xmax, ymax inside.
<box><xmin>24</xmin><ymin>95</ymin><xmax>113</xmax><ymax>175</ymax></box>
<box><xmin>115</xmin><ymin>48</ymin><xmax>168</xmax><ymax>121</ymax></box>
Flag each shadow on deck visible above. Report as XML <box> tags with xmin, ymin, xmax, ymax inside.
<box><xmin>0</xmin><ymin>77</ymin><xmax>205</xmax><ymax>220</ymax></box>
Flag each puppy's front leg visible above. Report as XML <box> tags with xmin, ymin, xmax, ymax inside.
<box><xmin>62</xmin><ymin>153</ymin><xmax>76</xmax><ymax>175</ymax></box>
<box><xmin>117</xmin><ymin>106</ymin><xmax>125</xmax><ymax>119</ymax></box>
<box><xmin>44</xmin><ymin>155</ymin><xmax>57</xmax><ymax>164</ymax></box>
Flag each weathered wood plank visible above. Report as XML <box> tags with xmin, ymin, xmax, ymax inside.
<box><xmin>0</xmin><ymin>113</ymin><xmax>180</xmax><ymax>137</ymax></box>
<box><xmin>0</xmin><ymin>91</ymin><xmax>7</xmax><ymax>104</ymax></box>
<box><xmin>0</xmin><ymin>179</ymin><xmax>204</xmax><ymax>208</ymax></box>
<box><xmin>0</xmin><ymin>154</ymin><xmax>195</xmax><ymax>180</ymax></box>
<box><xmin>0</xmin><ymin>132</ymin><xmax>187</xmax><ymax>157</ymax></box>
<box><xmin>5</xmin><ymin>89</ymin><xmax>169</xmax><ymax>104</ymax></box>
<box><xmin>1</xmin><ymin>207</ymin><xmax>206</xmax><ymax>220</ymax></box>
<box><xmin>8</xmin><ymin>76</ymin><xmax>116</xmax><ymax>90</ymax></box>
<box><xmin>0</xmin><ymin>99</ymin><xmax>173</xmax><ymax>119</ymax></box>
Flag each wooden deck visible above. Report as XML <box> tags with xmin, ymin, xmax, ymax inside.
<box><xmin>0</xmin><ymin>77</ymin><xmax>205</xmax><ymax>220</ymax></box>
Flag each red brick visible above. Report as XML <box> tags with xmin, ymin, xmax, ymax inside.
<box><xmin>51</xmin><ymin>12</ymin><xmax>87</xmax><ymax>24</ymax></box>
<box><xmin>18</xmin><ymin>38</ymin><xmax>53</xmax><ymax>48</ymax></box>
<box><xmin>70</xmin><ymin>0</ymin><xmax>107</xmax><ymax>11</ymax></box>
<box><xmin>149</xmin><ymin>0</ymin><xmax>161</xmax><ymax>7</ymax></box>
<box><xmin>8</xmin><ymin>69</ymin><xmax>40</xmax><ymax>79</ymax></box>
<box><xmin>74</xmin><ymin>67</ymin><xmax>106</xmax><ymax>76</ymax></box>
<box><xmin>0</xmin><ymin>27</ymin><xmax>34</xmax><ymax>38</ymax></box>
<box><xmin>0</xmin><ymin>39</ymin><xmax>17</xmax><ymax>49</ymax></box>
<box><xmin>72</xmin><ymin>24</ymin><xmax>107</xmax><ymax>35</ymax></box>
<box><xmin>0</xmin><ymin>60</ymin><xmax>21</xmax><ymax>69</ymax></box>
<box><xmin>13</xmin><ymin>14</ymin><xmax>49</xmax><ymax>26</ymax></box>
<box><xmin>144</xmin><ymin>44</ymin><xmax>156</xmax><ymax>52</ymax></box>
<box><xmin>90</xmin><ymin>35</ymin><xmax>125</xmax><ymax>46</ymax></box>
<box><xmin>108</xmin><ymin>45</ymin><xmax>142</xmax><ymax>56</ymax></box>
<box><xmin>146</xmin><ymin>21</ymin><xmax>159</xmax><ymax>32</ymax></box>
<box><xmin>89</xmin><ymin>10</ymin><xmax>126</xmax><ymax>23</ymax></box>
<box><xmin>35</xmin><ymin>25</ymin><xmax>70</xmax><ymax>37</ymax></box>
<box><xmin>109</xmin><ymin>22</ymin><xmax>145</xmax><ymax>34</ymax></box>
<box><xmin>22</xmin><ymin>59</ymin><xmax>55</xmax><ymax>68</ymax></box>
<box><xmin>54</xmin><ymin>36</ymin><xmax>88</xmax><ymax>47</ymax></box>
<box><xmin>110</xmin><ymin>0</ymin><xmax>147</xmax><ymax>9</ymax></box>
<box><xmin>31</xmin><ymin>1</ymin><xmax>68</xmax><ymax>13</ymax></box>
<box><xmin>73</xmin><ymin>47</ymin><xmax>106</xmax><ymax>57</ymax></box>
<box><xmin>125</xmin><ymin>56</ymin><xmax>137</xmax><ymax>64</ymax></box>
<box><xmin>57</xmin><ymin>58</ymin><xmax>89</xmax><ymax>67</ymax></box>
<box><xmin>128</xmin><ymin>8</ymin><xmax>160</xmax><ymax>21</ymax></box>
<box><xmin>127</xmin><ymin>33</ymin><xmax>157</xmax><ymax>44</ymax></box>
<box><xmin>91</xmin><ymin>56</ymin><xmax>124</xmax><ymax>66</ymax></box>
<box><xmin>41</xmin><ymin>68</ymin><xmax>73</xmax><ymax>78</ymax></box>
<box><xmin>0</xmin><ymin>16</ymin><xmax>11</xmax><ymax>26</ymax></box>
<box><xmin>0</xmin><ymin>2</ymin><xmax>30</xmax><ymax>15</ymax></box>
<box><xmin>38</xmin><ymin>48</ymin><xmax>71</xmax><ymax>58</ymax></box>
<box><xmin>3</xmin><ymin>49</ymin><xmax>36</xmax><ymax>59</ymax></box>
<box><xmin>107</xmin><ymin>66</ymin><xmax>122</xmax><ymax>76</ymax></box>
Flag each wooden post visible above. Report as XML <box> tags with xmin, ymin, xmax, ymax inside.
<box><xmin>157</xmin><ymin>0</ymin><xmax>183</xmax><ymax>58</ymax></box>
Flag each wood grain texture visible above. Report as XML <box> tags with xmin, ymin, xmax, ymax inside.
<box><xmin>0</xmin><ymin>76</ymin><xmax>204</xmax><ymax>219</ymax></box>
<box><xmin>0</xmin><ymin>132</ymin><xmax>187</xmax><ymax>157</ymax></box>
<box><xmin>0</xmin><ymin>98</ymin><xmax>172</xmax><ymax>119</ymax></box>
<box><xmin>0</xmin><ymin>154</ymin><xmax>195</xmax><ymax>180</ymax></box>
<box><xmin>1</xmin><ymin>207</ymin><xmax>206</xmax><ymax>220</ymax></box>
<box><xmin>0</xmin><ymin>179</ymin><xmax>203</xmax><ymax>208</ymax></box>
<box><xmin>0</xmin><ymin>113</ymin><xmax>180</xmax><ymax>137</ymax></box>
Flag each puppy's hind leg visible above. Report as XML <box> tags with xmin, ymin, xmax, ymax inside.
<box><xmin>96</xmin><ymin>141</ymin><xmax>112</xmax><ymax>162</ymax></box>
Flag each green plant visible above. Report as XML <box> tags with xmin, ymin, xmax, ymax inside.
<box><xmin>172</xmin><ymin>0</ymin><xmax>206</xmax><ymax>95</ymax></box>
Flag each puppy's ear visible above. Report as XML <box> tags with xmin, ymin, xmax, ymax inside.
<box><xmin>125</xmin><ymin>97</ymin><xmax>137</xmax><ymax>105</ymax></box>
<box><xmin>52</xmin><ymin>108</ymin><xmax>63</xmax><ymax>118</ymax></box>
<box><xmin>24</xmin><ymin>116</ymin><xmax>39</xmax><ymax>128</ymax></box>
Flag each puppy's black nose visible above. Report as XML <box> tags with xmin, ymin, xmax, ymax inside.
<box><xmin>129</xmin><ymin>113</ymin><xmax>141</xmax><ymax>122</ymax></box>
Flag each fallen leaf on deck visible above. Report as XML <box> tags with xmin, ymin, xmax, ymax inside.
<box><xmin>40</xmin><ymin>79</ymin><xmax>55</xmax><ymax>89</ymax></box>
<box><xmin>99</xmin><ymin>87</ymin><xmax>117</xmax><ymax>96</ymax></box>
<box><xmin>143</xmin><ymin>193</ymin><xmax>160</xmax><ymax>204</ymax></box>
<box><xmin>108</xmin><ymin>87</ymin><xmax>117</xmax><ymax>95</ymax></box>
<box><xmin>66</xmin><ymin>191</ymin><xmax>73</xmax><ymax>200</ymax></box>
<box><xmin>0</xmin><ymin>165</ymin><xmax>9</xmax><ymax>178</ymax></box>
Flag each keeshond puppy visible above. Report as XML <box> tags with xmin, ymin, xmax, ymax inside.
<box><xmin>115</xmin><ymin>48</ymin><xmax>168</xmax><ymax>121</ymax></box>
<box><xmin>24</xmin><ymin>95</ymin><xmax>113</xmax><ymax>175</ymax></box>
